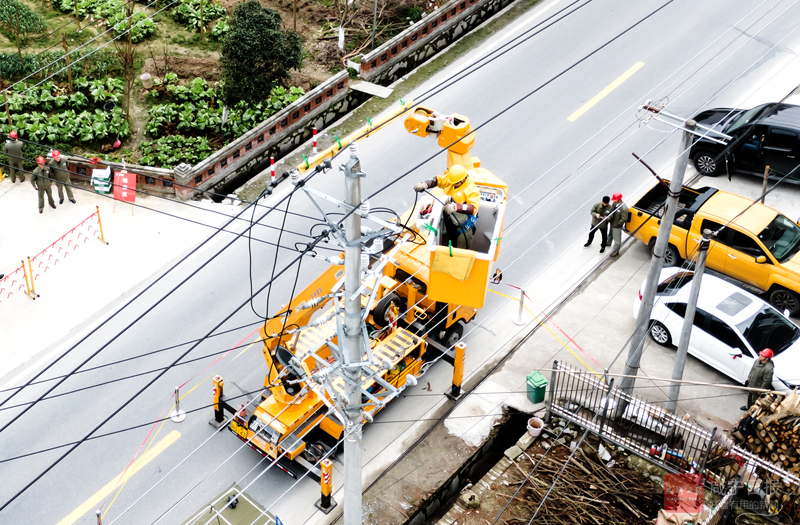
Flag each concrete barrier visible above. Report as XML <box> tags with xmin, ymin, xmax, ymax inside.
<box><xmin>67</xmin><ymin>157</ymin><xmax>176</xmax><ymax>196</ymax></box>
<box><xmin>359</xmin><ymin>0</ymin><xmax>518</xmax><ymax>86</ymax></box>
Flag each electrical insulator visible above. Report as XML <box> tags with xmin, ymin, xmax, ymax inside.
<box><xmin>361</xmin><ymin>253</ymin><xmax>369</xmax><ymax>273</ymax></box>
<box><xmin>291</xmin><ymin>169</ymin><xmax>300</xmax><ymax>185</ymax></box>
<box><xmin>360</xmin><ymin>200</ymin><xmax>370</xmax><ymax>217</ymax></box>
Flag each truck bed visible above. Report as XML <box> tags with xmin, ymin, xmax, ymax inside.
<box><xmin>633</xmin><ymin>183</ymin><xmax>718</xmax><ymax>220</ymax></box>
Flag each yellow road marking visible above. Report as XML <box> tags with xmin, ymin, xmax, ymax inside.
<box><xmin>488</xmin><ymin>288</ymin><xmax>600</xmax><ymax>378</ymax></box>
<box><xmin>567</xmin><ymin>62</ymin><xmax>645</xmax><ymax>122</ymax></box>
<box><xmin>57</xmin><ymin>430</ymin><xmax>181</xmax><ymax>525</ymax></box>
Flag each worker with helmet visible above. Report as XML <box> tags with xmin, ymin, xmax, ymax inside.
<box><xmin>608</xmin><ymin>192</ymin><xmax>628</xmax><ymax>257</ymax></box>
<box><xmin>742</xmin><ymin>349</ymin><xmax>775</xmax><ymax>411</ymax></box>
<box><xmin>31</xmin><ymin>156</ymin><xmax>56</xmax><ymax>213</ymax></box>
<box><xmin>413</xmin><ymin>164</ymin><xmax>480</xmax><ymax>249</ymax></box>
<box><xmin>48</xmin><ymin>150</ymin><xmax>76</xmax><ymax>204</ymax></box>
<box><xmin>3</xmin><ymin>130</ymin><xmax>24</xmax><ymax>182</ymax></box>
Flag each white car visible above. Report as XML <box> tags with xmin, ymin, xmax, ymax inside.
<box><xmin>633</xmin><ymin>268</ymin><xmax>800</xmax><ymax>392</ymax></box>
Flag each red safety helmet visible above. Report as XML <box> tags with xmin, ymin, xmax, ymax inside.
<box><xmin>760</xmin><ymin>348</ymin><xmax>774</xmax><ymax>359</ymax></box>
<box><xmin>36</xmin><ymin>156</ymin><xmax>45</xmax><ymax>164</ymax></box>
<box><xmin>612</xmin><ymin>192</ymin><xmax>623</xmax><ymax>201</ymax></box>
<box><xmin>52</xmin><ymin>149</ymin><xmax>61</xmax><ymax>160</ymax></box>
<box><xmin>9</xmin><ymin>130</ymin><xmax>17</xmax><ymax>140</ymax></box>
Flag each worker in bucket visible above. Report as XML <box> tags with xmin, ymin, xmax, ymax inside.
<box><xmin>741</xmin><ymin>348</ymin><xmax>774</xmax><ymax>411</ymax></box>
<box><xmin>413</xmin><ymin>164</ymin><xmax>480</xmax><ymax>250</ymax></box>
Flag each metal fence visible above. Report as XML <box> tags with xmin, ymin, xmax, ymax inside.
<box><xmin>545</xmin><ymin>360</ymin><xmax>800</xmax><ymax>519</ymax></box>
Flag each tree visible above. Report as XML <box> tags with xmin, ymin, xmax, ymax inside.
<box><xmin>220</xmin><ymin>1</ymin><xmax>302</xmax><ymax>107</ymax></box>
<box><xmin>0</xmin><ymin>0</ymin><xmax>47</xmax><ymax>60</ymax></box>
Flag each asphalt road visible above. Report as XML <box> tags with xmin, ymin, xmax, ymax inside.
<box><xmin>3</xmin><ymin>0</ymin><xmax>800</xmax><ymax>523</ymax></box>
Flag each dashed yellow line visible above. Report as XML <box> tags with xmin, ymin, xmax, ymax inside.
<box><xmin>568</xmin><ymin>62</ymin><xmax>645</xmax><ymax>122</ymax></box>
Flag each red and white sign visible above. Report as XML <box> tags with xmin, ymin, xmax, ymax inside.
<box><xmin>113</xmin><ymin>170</ymin><xmax>136</xmax><ymax>203</ymax></box>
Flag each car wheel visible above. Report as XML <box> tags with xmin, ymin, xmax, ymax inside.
<box><xmin>372</xmin><ymin>292</ymin><xmax>401</xmax><ymax>328</ymax></box>
<box><xmin>650</xmin><ymin>321</ymin><xmax>672</xmax><ymax>346</ymax></box>
<box><xmin>769</xmin><ymin>287</ymin><xmax>800</xmax><ymax>316</ymax></box>
<box><xmin>693</xmin><ymin>149</ymin><xmax>721</xmax><ymax>176</ymax></box>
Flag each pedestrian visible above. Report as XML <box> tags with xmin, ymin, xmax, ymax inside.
<box><xmin>31</xmin><ymin>156</ymin><xmax>56</xmax><ymax>214</ymax></box>
<box><xmin>413</xmin><ymin>164</ymin><xmax>480</xmax><ymax>250</ymax></box>
<box><xmin>608</xmin><ymin>192</ymin><xmax>629</xmax><ymax>257</ymax></box>
<box><xmin>584</xmin><ymin>196</ymin><xmax>611</xmax><ymax>253</ymax></box>
<box><xmin>741</xmin><ymin>348</ymin><xmax>774</xmax><ymax>411</ymax></box>
<box><xmin>48</xmin><ymin>150</ymin><xmax>76</xmax><ymax>204</ymax></box>
<box><xmin>3</xmin><ymin>131</ymin><xmax>24</xmax><ymax>183</ymax></box>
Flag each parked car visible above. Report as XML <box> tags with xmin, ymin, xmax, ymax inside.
<box><xmin>633</xmin><ymin>268</ymin><xmax>800</xmax><ymax>391</ymax></box>
<box><xmin>625</xmin><ymin>182</ymin><xmax>800</xmax><ymax>314</ymax></box>
<box><xmin>690</xmin><ymin>103</ymin><xmax>800</xmax><ymax>179</ymax></box>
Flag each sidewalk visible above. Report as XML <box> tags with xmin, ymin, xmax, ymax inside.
<box><xmin>333</xmin><ymin>170</ymin><xmax>800</xmax><ymax>525</ymax></box>
<box><xmin>0</xmin><ymin>176</ymin><xmax>240</xmax><ymax>383</ymax></box>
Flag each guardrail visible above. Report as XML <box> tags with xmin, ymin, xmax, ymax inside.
<box><xmin>546</xmin><ymin>360</ymin><xmax>800</xmax><ymax>519</ymax></box>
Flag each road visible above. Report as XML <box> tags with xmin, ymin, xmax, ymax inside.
<box><xmin>2</xmin><ymin>0</ymin><xmax>800</xmax><ymax>523</ymax></box>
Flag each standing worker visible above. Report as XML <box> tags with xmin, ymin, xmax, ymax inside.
<box><xmin>31</xmin><ymin>156</ymin><xmax>56</xmax><ymax>214</ymax></box>
<box><xmin>413</xmin><ymin>164</ymin><xmax>480</xmax><ymax>250</ymax></box>
<box><xmin>584</xmin><ymin>196</ymin><xmax>611</xmax><ymax>253</ymax></box>
<box><xmin>741</xmin><ymin>349</ymin><xmax>774</xmax><ymax>411</ymax></box>
<box><xmin>608</xmin><ymin>192</ymin><xmax>628</xmax><ymax>257</ymax></box>
<box><xmin>3</xmin><ymin>131</ymin><xmax>24</xmax><ymax>182</ymax></box>
<box><xmin>48</xmin><ymin>150</ymin><xmax>76</xmax><ymax>204</ymax></box>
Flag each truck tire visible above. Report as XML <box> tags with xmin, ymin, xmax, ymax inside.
<box><xmin>769</xmin><ymin>287</ymin><xmax>800</xmax><ymax>316</ymax></box>
<box><xmin>692</xmin><ymin>149</ymin><xmax>721</xmax><ymax>177</ymax></box>
<box><xmin>651</xmin><ymin>240</ymin><xmax>682</xmax><ymax>267</ymax></box>
<box><xmin>440</xmin><ymin>320</ymin><xmax>464</xmax><ymax>348</ymax></box>
<box><xmin>372</xmin><ymin>292</ymin><xmax>401</xmax><ymax>328</ymax></box>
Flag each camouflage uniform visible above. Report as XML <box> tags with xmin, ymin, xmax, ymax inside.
<box><xmin>31</xmin><ymin>165</ymin><xmax>56</xmax><ymax>212</ymax></box>
<box><xmin>3</xmin><ymin>139</ymin><xmax>24</xmax><ymax>182</ymax></box>
<box><xmin>48</xmin><ymin>156</ymin><xmax>75</xmax><ymax>203</ymax></box>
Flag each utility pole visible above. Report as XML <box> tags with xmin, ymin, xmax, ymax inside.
<box><xmin>342</xmin><ymin>142</ymin><xmax>364</xmax><ymax>525</ymax></box>
<box><xmin>619</xmin><ymin>120</ymin><xmax>697</xmax><ymax>396</ymax></box>
<box><xmin>666</xmin><ymin>229</ymin><xmax>711</xmax><ymax>413</ymax></box>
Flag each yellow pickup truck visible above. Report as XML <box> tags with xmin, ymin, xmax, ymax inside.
<box><xmin>625</xmin><ymin>182</ymin><xmax>800</xmax><ymax>314</ymax></box>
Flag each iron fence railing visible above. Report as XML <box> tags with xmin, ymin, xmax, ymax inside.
<box><xmin>545</xmin><ymin>360</ymin><xmax>800</xmax><ymax>519</ymax></box>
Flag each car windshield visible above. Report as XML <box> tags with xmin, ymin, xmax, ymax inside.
<box><xmin>657</xmin><ymin>271</ymin><xmax>693</xmax><ymax>295</ymax></box>
<box><xmin>736</xmin><ymin>306</ymin><xmax>800</xmax><ymax>354</ymax></box>
<box><xmin>758</xmin><ymin>215</ymin><xmax>800</xmax><ymax>262</ymax></box>
<box><xmin>726</xmin><ymin>104</ymin><xmax>771</xmax><ymax>133</ymax></box>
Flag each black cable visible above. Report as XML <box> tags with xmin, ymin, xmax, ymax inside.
<box><xmin>0</xmin><ymin>146</ymin><xmax>321</xmax><ymax>242</ymax></box>
<box><xmin>0</xmin><ymin>387</ymin><xmax>266</xmax><ymax>465</ymax></box>
<box><xmin>0</xmin><ymin>232</ymin><xmax>323</xmax><ymax>511</ymax></box>
<box><xmin>0</xmin><ymin>169</ymin><xmax>316</xmax><ymax>418</ymax></box>
<box><xmin>325</xmin><ymin>0</ymin><xmax>679</xmax><ymax>246</ymax></box>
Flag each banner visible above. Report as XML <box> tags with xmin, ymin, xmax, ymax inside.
<box><xmin>113</xmin><ymin>170</ymin><xmax>136</xmax><ymax>203</ymax></box>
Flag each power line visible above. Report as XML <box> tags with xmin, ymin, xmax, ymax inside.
<box><xmin>0</xmin><ymin>219</ymin><xmax>325</xmax><ymax>510</ymax></box>
<box><xmin>0</xmin><ymin>168</ymin><xmax>318</xmax><ymax>419</ymax></box>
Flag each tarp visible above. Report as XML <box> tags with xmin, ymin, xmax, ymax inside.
<box><xmin>431</xmin><ymin>245</ymin><xmax>475</xmax><ymax>281</ymax></box>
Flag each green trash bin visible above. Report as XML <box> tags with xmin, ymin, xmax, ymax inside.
<box><xmin>526</xmin><ymin>371</ymin><xmax>548</xmax><ymax>404</ymax></box>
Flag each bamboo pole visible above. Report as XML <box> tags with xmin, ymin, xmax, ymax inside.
<box><xmin>62</xmin><ymin>34</ymin><xmax>73</xmax><ymax>93</ymax></box>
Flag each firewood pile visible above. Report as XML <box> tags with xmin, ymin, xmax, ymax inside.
<box><xmin>730</xmin><ymin>390</ymin><xmax>800</xmax><ymax>519</ymax></box>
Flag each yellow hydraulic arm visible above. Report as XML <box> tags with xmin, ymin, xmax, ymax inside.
<box><xmin>403</xmin><ymin>106</ymin><xmax>476</xmax><ymax>170</ymax></box>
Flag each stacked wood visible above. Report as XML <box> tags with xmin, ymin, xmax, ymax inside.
<box><xmin>730</xmin><ymin>391</ymin><xmax>800</xmax><ymax>521</ymax></box>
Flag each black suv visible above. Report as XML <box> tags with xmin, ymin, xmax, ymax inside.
<box><xmin>690</xmin><ymin>103</ymin><xmax>800</xmax><ymax>180</ymax></box>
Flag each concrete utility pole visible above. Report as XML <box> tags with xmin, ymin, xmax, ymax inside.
<box><xmin>342</xmin><ymin>142</ymin><xmax>364</xmax><ymax>525</ymax></box>
<box><xmin>619</xmin><ymin>120</ymin><xmax>697</xmax><ymax>396</ymax></box>
<box><xmin>666</xmin><ymin>229</ymin><xmax>711</xmax><ymax>413</ymax></box>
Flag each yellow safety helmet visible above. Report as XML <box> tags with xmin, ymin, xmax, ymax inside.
<box><xmin>443</xmin><ymin>165</ymin><xmax>468</xmax><ymax>186</ymax></box>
